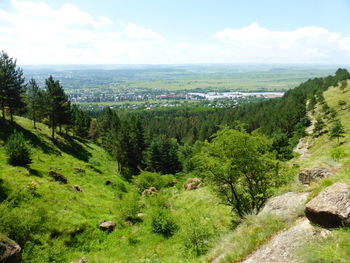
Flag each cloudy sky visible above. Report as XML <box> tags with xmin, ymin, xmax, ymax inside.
<box><xmin>0</xmin><ymin>0</ymin><xmax>350</xmax><ymax>65</ymax></box>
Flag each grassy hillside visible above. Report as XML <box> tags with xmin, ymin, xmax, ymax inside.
<box><xmin>0</xmin><ymin>117</ymin><xmax>233</xmax><ymax>263</ymax></box>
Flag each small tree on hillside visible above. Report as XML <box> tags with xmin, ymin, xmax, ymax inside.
<box><xmin>5</xmin><ymin>131</ymin><xmax>31</xmax><ymax>166</ymax></box>
<box><xmin>340</xmin><ymin>80</ymin><xmax>347</xmax><ymax>93</ymax></box>
<box><xmin>195</xmin><ymin>126</ymin><xmax>280</xmax><ymax>218</ymax></box>
<box><xmin>329</xmin><ymin>119</ymin><xmax>345</xmax><ymax>144</ymax></box>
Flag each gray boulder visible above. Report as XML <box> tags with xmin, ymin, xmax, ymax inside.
<box><xmin>70</xmin><ymin>257</ymin><xmax>87</xmax><ymax>263</ymax></box>
<box><xmin>0</xmin><ymin>237</ymin><xmax>21</xmax><ymax>263</ymax></box>
<box><xmin>305</xmin><ymin>182</ymin><xmax>350</xmax><ymax>228</ymax></box>
<box><xmin>299</xmin><ymin>168</ymin><xmax>331</xmax><ymax>185</ymax></box>
<box><xmin>99</xmin><ymin>221</ymin><xmax>116</xmax><ymax>232</ymax></box>
<box><xmin>260</xmin><ymin>192</ymin><xmax>308</xmax><ymax>218</ymax></box>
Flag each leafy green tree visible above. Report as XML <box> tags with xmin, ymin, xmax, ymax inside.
<box><xmin>0</xmin><ymin>51</ymin><xmax>26</xmax><ymax>122</ymax></box>
<box><xmin>5</xmin><ymin>131</ymin><xmax>31</xmax><ymax>166</ymax></box>
<box><xmin>329</xmin><ymin>119</ymin><xmax>345</xmax><ymax>144</ymax></box>
<box><xmin>195</xmin><ymin>127</ymin><xmax>279</xmax><ymax>217</ymax></box>
<box><xmin>44</xmin><ymin>76</ymin><xmax>70</xmax><ymax>138</ymax></box>
<box><xmin>26</xmin><ymin>78</ymin><xmax>44</xmax><ymax>129</ymax></box>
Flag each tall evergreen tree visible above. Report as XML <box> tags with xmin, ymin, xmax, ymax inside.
<box><xmin>26</xmin><ymin>78</ymin><xmax>44</xmax><ymax>129</ymax></box>
<box><xmin>44</xmin><ymin>76</ymin><xmax>70</xmax><ymax>138</ymax></box>
<box><xmin>0</xmin><ymin>51</ymin><xmax>26</xmax><ymax>122</ymax></box>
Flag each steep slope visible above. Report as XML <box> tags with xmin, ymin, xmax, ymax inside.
<box><xmin>0</xmin><ymin>116</ymin><xmax>232</xmax><ymax>263</ymax></box>
<box><xmin>207</xmin><ymin>79</ymin><xmax>350</xmax><ymax>263</ymax></box>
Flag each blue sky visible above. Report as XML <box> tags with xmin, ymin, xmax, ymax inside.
<box><xmin>0</xmin><ymin>0</ymin><xmax>349</xmax><ymax>64</ymax></box>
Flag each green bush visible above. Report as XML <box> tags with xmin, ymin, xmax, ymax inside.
<box><xmin>0</xmin><ymin>201</ymin><xmax>48</xmax><ymax>247</ymax></box>
<box><xmin>151</xmin><ymin>207</ymin><xmax>178</xmax><ymax>237</ymax></box>
<box><xmin>331</xmin><ymin>146</ymin><xmax>346</xmax><ymax>161</ymax></box>
<box><xmin>119</xmin><ymin>191</ymin><xmax>141</xmax><ymax>223</ymax></box>
<box><xmin>132</xmin><ymin>171</ymin><xmax>175</xmax><ymax>192</ymax></box>
<box><xmin>5</xmin><ymin>131</ymin><xmax>31</xmax><ymax>166</ymax></box>
<box><xmin>178</xmin><ymin>212</ymin><xmax>216</xmax><ymax>256</ymax></box>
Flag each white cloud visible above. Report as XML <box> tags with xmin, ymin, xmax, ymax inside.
<box><xmin>0</xmin><ymin>1</ymin><xmax>349</xmax><ymax>64</ymax></box>
<box><xmin>0</xmin><ymin>0</ymin><xmax>165</xmax><ymax>64</ymax></box>
<box><xmin>125</xmin><ymin>23</ymin><xmax>163</xmax><ymax>42</ymax></box>
<box><xmin>212</xmin><ymin>22</ymin><xmax>350</xmax><ymax>63</ymax></box>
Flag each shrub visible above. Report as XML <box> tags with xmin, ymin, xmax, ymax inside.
<box><xmin>330</xmin><ymin>147</ymin><xmax>346</xmax><ymax>162</ymax></box>
<box><xmin>178</xmin><ymin>212</ymin><xmax>216</xmax><ymax>256</ymax></box>
<box><xmin>5</xmin><ymin>131</ymin><xmax>31</xmax><ymax>166</ymax></box>
<box><xmin>150</xmin><ymin>207</ymin><xmax>178</xmax><ymax>237</ymax></box>
<box><xmin>119</xmin><ymin>191</ymin><xmax>141</xmax><ymax>223</ymax></box>
<box><xmin>132</xmin><ymin>171</ymin><xmax>175</xmax><ymax>193</ymax></box>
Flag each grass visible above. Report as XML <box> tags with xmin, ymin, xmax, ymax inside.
<box><xmin>0</xmin><ymin>117</ymin><xmax>234</xmax><ymax>262</ymax></box>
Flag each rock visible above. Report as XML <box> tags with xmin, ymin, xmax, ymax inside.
<box><xmin>70</xmin><ymin>257</ymin><xmax>88</xmax><ymax>263</ymax></box>
<box><xmin>184</xmin><ymin>178</ymin><xmax>203</xmax><ymax>190</ymax></box>
<box><xmin>299</xmin><ymin>168</ymin><xmax>331</xmax><ymax>185</ymax></box>
<box><xmin>305</xmin><ymin>182</ymin><xmax>350</xmax><ymax>228</ymax></box>
<box><xmin>99</xmin><ymin>221</ymin><xmax>116</xmax><ymax>232</ymax></box>
<box><xmin>142</xmin><ymin>187</ymin><xmax>157</xmax><ymax>196</ymax></box>
<box><xmin>71</xmin><ymin>185</ymin><xmax>83</xmax><ymax>192</ymax></box>
<box><xmin>259</xmin><ymin>192</ymin><xmax>308</xmax><ymax>219</ymax></box>
<box><xmin>48</xmin><ymin>170</ymin><xmax>68</xmax><ymax>184</ymax></box>
<box><xmin>0</xmin><ymin>237</ymin><xmax>21</xmax><ymax>263</ymax></box>
<box><xmin>137</xmin><ymin>213</ymin><xmax>146</xmax><ymax>219</ymax></box>
<box><xmin>73</xmin><ymin>168</ymin><xmax>85</xmax><ymax>174</ymax></box>
<box><xmin>242</xmin><ymin>219</ymin><xmax>329</xmax><ymax>263</ymax></box>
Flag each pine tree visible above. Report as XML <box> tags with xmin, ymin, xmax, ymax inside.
<box><xmin>26</xmin><ymin>78</ymin><xmax>44</xmax><ymax>129</ymax></box>
<box><xmin>0</xmin><ymin>51</ymin><xmax>26</xmax><ymax>122</ymax></box>
<box><xmin>44</xmin><ymin>76</ymin><xmax>70</xmax><ymax>138</ymax></box>
<box><xmin>329</xmin><ymin>119</ymin><xmax>345</xmax><ymax>144</ymax></box>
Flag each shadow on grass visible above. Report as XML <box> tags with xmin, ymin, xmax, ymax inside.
<box><xmin>0</xmin><ymin>119</ymin><xmax>57</xmax><ymax>154</ymax></box>
<box><xmin>53</xmin><ymin>134</ymin><xmax>92</xmax><ymax>162</ymax></box>
<box><xmin>28</xmin><ymin>168</ymin><xmax>43</xmax><ymax>177</ymax></box>
<box><xmin>0</xmin><ymin>178</ymin><xmax>9</xmax><ymax>202</ymax></box>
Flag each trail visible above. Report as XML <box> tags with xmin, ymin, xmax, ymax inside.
<box><xmin>293</xmin><ymin>111</ymin><xmax>316</xmax><ymax>159</ymax></box>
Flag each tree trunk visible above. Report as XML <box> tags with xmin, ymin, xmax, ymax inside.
<box><xmin>1</xmin><ymin>103</ymin><xmax>4</xmax><ymax>120</ymax></box>
<box><xmin>51</xmin><ymin>113</ymin><xmax>55</xmax><ymax>139</ymax></box>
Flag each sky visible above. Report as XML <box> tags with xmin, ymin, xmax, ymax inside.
<box><xmin>0</xmin><ymin>0</ymin><xmax>350</xmax><ymax>65</ymax></box>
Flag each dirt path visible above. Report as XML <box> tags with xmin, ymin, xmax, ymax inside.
<box><xmin>293</xmin><ymin>111</ymin><xmax>316</xmax><ymax>159</ymax></box>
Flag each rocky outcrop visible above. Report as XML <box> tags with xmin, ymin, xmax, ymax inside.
<box><xmin>184</xmin><ymin>178</ymin><xmax>203</xmax><ymax>190</ymax></box>
<box><xmin>305</xmin><ymin>182</ymin><xmax>350</xmax><ymax>228</ymax></box>
<box><xmin>99</xmin><ymin>221</ymin><xmax>116</xmax><ymax>232</ymax></box>
<box><xmin>242</xmin><ymin>219</ymin><xmax>328</xmax><ymax>263</ymax></box>
<box><xmin>0</xmin><ymin>237</ymin><xmax>21</xmax><ymax>263</ymax></box>
<box><xmin>299</xmin><ymin>168</ymin><xmax>331</xmax><ymax>184</ymax></box>
<box><xmin>70</xmin><ymin>257</ymin><xmax>87</xmax><ymax>263</ymax></box>
<box><xmin>259</xmin><ymin>192</ymin><xmax>308</xmax><ymax>218</ymax></box>
<box><xmin>48</xmin><ymin>170</ymin><xmax>68</xmax><ymax>184</ymax></box>
<box><xmin>71</xmin><ymin>185</ymin><xmax>83</xmax><ymax>192</ymax></box>
<box><xmin>142</xmin><ymin>187</ymin><xmax>157</xmax><ymax>196</ymax></box>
